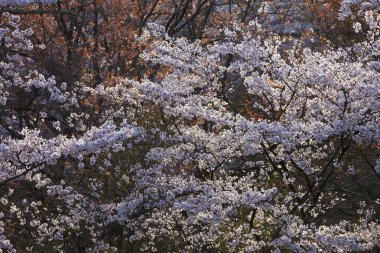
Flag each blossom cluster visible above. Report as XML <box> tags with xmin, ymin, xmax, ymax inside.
<box><xmin>0</xmin><ymin>1</ymin><xmax>379</xmax><ymax>252</ymax></box>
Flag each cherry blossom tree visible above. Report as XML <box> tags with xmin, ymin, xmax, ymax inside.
<box><xmin>0</xmin><ymin>0</ymin><xmax>379</xmax><ymax>252</ymax></box>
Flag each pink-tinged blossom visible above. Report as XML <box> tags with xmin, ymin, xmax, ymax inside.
<box><xmin>0</xmin><ymin>0</ymin><xmax>56</xmax><ymax>6</ymax></box>
<box><xmin>0</xmin><ymin>5</ymin><xmax>379</xmax><ymax>252</ymax></box>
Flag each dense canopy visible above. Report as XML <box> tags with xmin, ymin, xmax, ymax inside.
<box><xmin>0</xmin><ymin>0</ymin><xmax>379</xmax><ymax>252</ymax></box>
